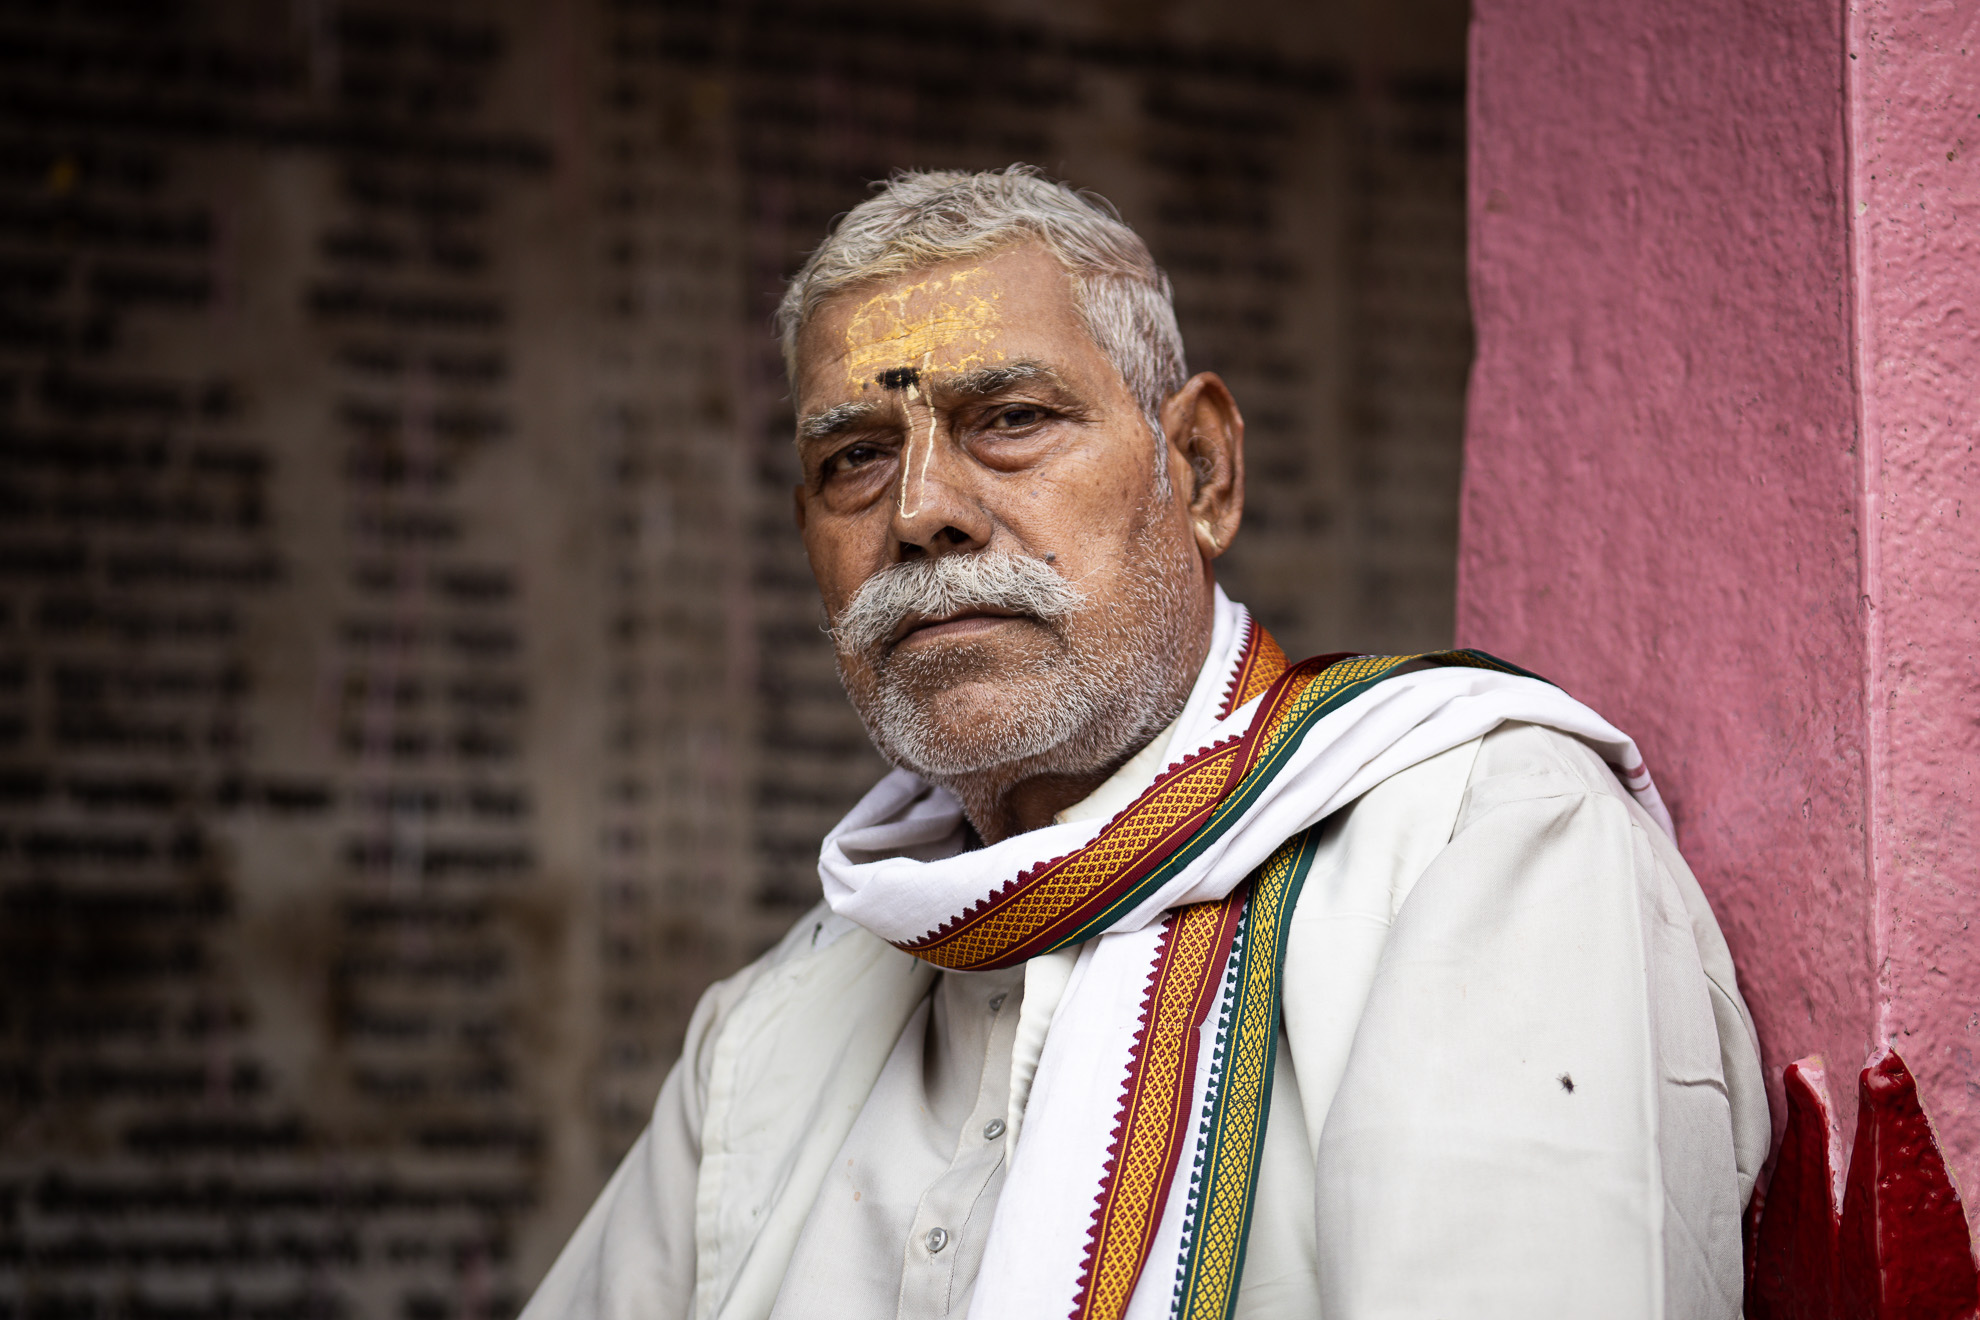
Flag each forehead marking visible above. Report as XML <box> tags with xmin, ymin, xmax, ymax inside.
<box><xmin>843</xmin><ymin>269</ymin><xmax>1007</xmax><ymax>388</ymax></box>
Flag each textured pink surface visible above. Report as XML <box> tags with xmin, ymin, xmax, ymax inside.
<box><xmin>1850</xmin><ymin>0</ymin><xmax>1980</xmax><ymax>1218</ymax></box>
<box><xmin>1462</xmin><ymin>0</ymin><xmax>1978</xmax><ymax>1218</ymax></box>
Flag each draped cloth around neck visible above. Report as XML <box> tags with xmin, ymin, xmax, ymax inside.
<box><xmin>818</xmin><ymin>589</ymin><xmax>1673</xmax><ymax>1320</ymax></box>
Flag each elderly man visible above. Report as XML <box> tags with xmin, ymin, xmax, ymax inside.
<box><xmin>525</xmin><ymin>167</ymin><xmax>1769</xmax><ymax>1319</ymax></box>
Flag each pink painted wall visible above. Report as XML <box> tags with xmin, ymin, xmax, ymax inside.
<box><xmin>1850</xmin><ymin>0</ymin><xmax>1980</xmax><ymax>1197</ymax></box>
<box><xmin>1461</xmin><ymin>0</ymin><xmax>1979</xmax><ymax>1217</ymax></box>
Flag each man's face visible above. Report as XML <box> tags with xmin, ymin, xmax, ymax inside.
<box><xmin>791</xmin><ymin>242</ymin><xmax>1214</xmax><ymax>788</ymax></box>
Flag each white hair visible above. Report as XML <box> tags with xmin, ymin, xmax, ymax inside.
<box><xmin>775</xmin><ymin>165</ymin><xmax>1189</xmax><ymax>442</ymax></box>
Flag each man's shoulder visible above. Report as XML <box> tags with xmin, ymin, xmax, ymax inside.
<box><xmin>1303</xmin><ymin>720</ymin><xmax>1652</xmax><ymax>917</ymax></box>
<box><xmin>1449</xmin><ymin>720</ymin><xmax>1699</xmax><ymax>899</ymax></box>
<box><xmin>1460</xmin><ymin>720</ymin><xmax>1641</xmax><ymax>820</ymax></box>
<box><xmin>754</xmin><ymin>902</ymin><xmax>882</xmax><ymax>974</ymax></box>
<box><xmin>678</xmin><ymin>904</ymin><xmax>930</xmax><ymax>1087</ymax></box>
<box><xmin>698</xmin><ymin>903</ymin><xmax>916</xmax><ymax>1023</ymax></box>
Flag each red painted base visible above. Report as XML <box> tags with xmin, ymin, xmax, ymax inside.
<box><xmin>1746</xmin><ymin>1048</ymin><xmax>1980</xmax><ymax>1320</ymax></box>
<box><xmin>1750</xmin><ymin>1058</ymin><xmax>1844</xmax><ymax>1318</ymax></box>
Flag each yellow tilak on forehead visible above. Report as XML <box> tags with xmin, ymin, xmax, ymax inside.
<box><xmin>843</xmin><ymin>268</ymin><xmax>1007</xmax><ymax>388</ymax></box>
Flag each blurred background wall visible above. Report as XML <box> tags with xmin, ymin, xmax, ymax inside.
<box><xmin>0</xmin><ymin>0</ymin><xmax>1470</xmax><ymax>1313</ymax></box>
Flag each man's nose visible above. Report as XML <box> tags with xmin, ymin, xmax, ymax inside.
<box><xmin>889</xmin><ymin>410</ymin><xmax>990</xmax><ymax>559</ymax></box>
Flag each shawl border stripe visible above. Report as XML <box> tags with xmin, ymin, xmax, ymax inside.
<box><xmin>1171</xmin><ymin>826</ymin><xmax>1322</xmax><ymax>1320</ymax></box>
<box><xmin>1214</xmin><ymin>618</ymin><xmax>1293</xmax><ymax>721</ymax></box>
<box><xmin>1069</xmin><ymin>895</ymin><xmax>1245</xmax><ymax>1320</ymax></box>
<box><xmin>899</xmin><ymin>642</ymin><xmax>1535</xmax><ymax>972</ymax></box>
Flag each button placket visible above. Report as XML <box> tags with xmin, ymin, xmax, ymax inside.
<box><xmin>892</xmin><ymin>968</ymin><xmax>1024</xmax><ymax>1316</ymax></box>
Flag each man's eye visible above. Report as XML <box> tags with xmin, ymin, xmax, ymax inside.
<box><xmin>827</xmin><ymin>443</ymin><xmax>884</xmax><ymax>474</ymax></box>
<box><xmin>992</xmin><ymin>406</ymin><xmax>1045</xmax><ymax>429</ymax></box>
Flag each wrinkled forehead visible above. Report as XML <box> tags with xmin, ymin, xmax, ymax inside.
<box><xmin>795</xmin><ymin>245</ymin><xmax>1087</xmax><ymax>402</ymax></box>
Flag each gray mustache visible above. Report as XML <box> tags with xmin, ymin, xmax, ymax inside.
<box><xmin>830</xmin><ymin>551</ymin><xmax>1087</xmax><ymax>657</ymax></box>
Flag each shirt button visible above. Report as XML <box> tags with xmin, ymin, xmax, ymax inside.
<box><xmin>983</xmin><ymin>1118</ymin><xmax>1006</xmax><ymax>1141</ymax></box>
<box><xmin>988</xmin><ymin>993</ymin><xmax>1007</xmax><ymax>1012</ymax></box>
<box><xmin>925</xmin><ymin>1227</ymin><xmax>950</xmax><ymax>1254</ymax></box>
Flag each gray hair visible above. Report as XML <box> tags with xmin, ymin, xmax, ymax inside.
<box><xmin>775</xmin><ymin>165</ymin><xmax>1189</xmax><ymax>439</ymax></box>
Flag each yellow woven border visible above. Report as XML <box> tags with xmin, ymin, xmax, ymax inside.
<box><xmin>1075</xmin><ymin>899</ymin><xmax>1236</xmax><ymax>1320</ymax></box>
<box><xmin>913</xmin><ymin>750</ymin><xmax>1240</xmax><ymax>969</ymax></box>
<box><xmin>1219</xmin><ymin>622</ymin><xmax>1289</xmax><ymax>719</ymax></box>
<box><xmin>1175</xmin><ymin>837</ymin><xmax>1304</xmax><ymax>1317</ymax></box>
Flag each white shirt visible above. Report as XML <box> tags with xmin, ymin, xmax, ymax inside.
<box><xmin>769</xmin><ymin>964</ymin><xmax>1026</xmax><ymax>1318</ymax></box>
<box><xmin>523</xmin><ymin>721</ymin><xmax>1770</xmax><ymax>1319</ymax></box>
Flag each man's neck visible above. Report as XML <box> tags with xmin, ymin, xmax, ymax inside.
<box><xmin>936</xmin><ymin>678</ymin><xmax>1197</xmax><ymax>845</ymax></box>
<box><xmin>942</xmin><ymin>762</ymin><xmax>1124</xmax><ymax>846</ymax></box>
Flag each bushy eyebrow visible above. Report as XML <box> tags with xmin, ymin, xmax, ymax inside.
<box><xmin>797</xmin><ymin>400</ymin><xmax>882</xmax><ymax>441</ymax></box>
<box><xmin>937</xmin><ymin>360</ymin><xmax>1061</xmax><ymax>398</ymax></box>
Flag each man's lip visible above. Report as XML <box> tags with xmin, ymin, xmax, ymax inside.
<box><xmin>890</xmin><ymin>609</ymin><xmax>1026</xmax><ymax>646</ymax></box>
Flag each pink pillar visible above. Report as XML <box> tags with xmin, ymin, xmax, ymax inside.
<box><xmin>1460</xmin><ymin>0</ymin><xmax>1980</xmax><ymax>1225</ymax></box>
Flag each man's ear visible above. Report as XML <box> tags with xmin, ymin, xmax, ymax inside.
<box><xmin>792</xmin><ymin>483</ymin><xmax>807</xmax><ymax>532</ymax></box>
<box><xmin>1158</xmin><ymin>372</ymin><xmax>1245</xmax><ymax>560</ymax></box>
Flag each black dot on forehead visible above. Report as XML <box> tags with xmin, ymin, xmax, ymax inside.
<box><xmin>877</xmin><ymin>367</ymin><xmax>920</xmax><ymax>391</ymax></box>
